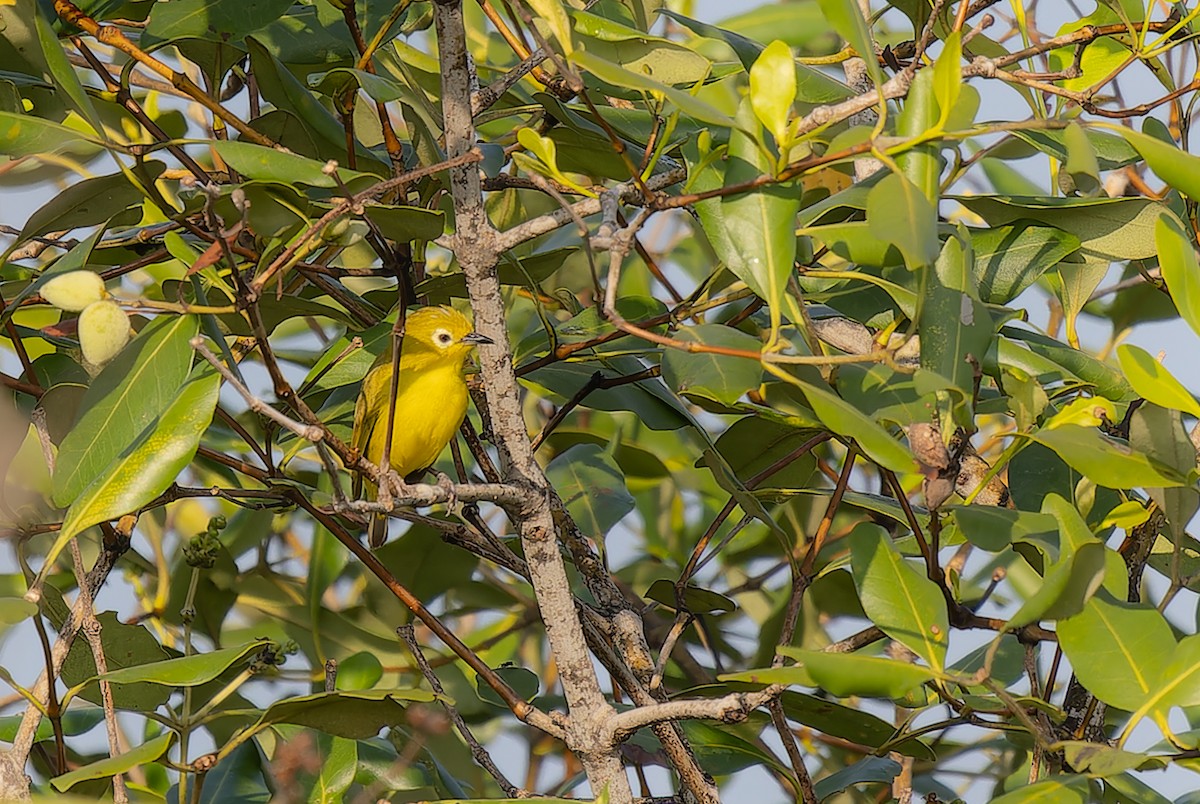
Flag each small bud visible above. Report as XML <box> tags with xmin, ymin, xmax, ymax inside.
<box><xmin>40</xmin><ymin>270</ymin><xmax>106</xmax><ymax>312</ymax></box>
<box><xmin>78</xmin><ymin>300</ymin><xmax>131</xmax><ymax>366</ymax></box>
<box><xmin>183</xmin><ymin>530</ymin><xmax>221</xmax><ymax>569</ymax></box>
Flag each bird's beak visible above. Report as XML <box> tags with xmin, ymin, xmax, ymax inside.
<box><xmin>462</xmin><ymin>332</ymin><xmax>494</xmax><ymax>345</ymax></box>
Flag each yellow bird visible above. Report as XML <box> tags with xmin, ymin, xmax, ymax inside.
<box><xmin>351</xmin><ymin>306</ymin><xmax>492</xmax><ymax>546</ymax></box>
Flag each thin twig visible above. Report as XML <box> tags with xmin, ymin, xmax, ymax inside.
<box><xmin>397</xmin><ymin>626</ymin><xmax>525</xmax><ymax>797</ymax></box>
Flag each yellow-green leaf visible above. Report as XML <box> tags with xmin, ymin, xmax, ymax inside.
<box><xmin>1117</xmin><ymin>343</ymin><xmax>1200</xmax><ymax>418</ymax></box>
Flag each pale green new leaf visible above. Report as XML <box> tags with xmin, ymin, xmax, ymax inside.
<box><xmin>1156</xmin><ymin>214</ymin><xmax>1200</xmax><ymax>339</ymax></box>
<box><xmin>1117</xmin><ymin>344</ymin><xmax>1200</xmax><ymax>418</ymax></box>
<box><xmin>815</xmin><ymin>0</ymin><xmax>881</xmax><ymax>85</ymax></box>
<box><xmin>749</xmin><ymin>40</ymin><xmax>795</xmax><ymax>146</ymax></box>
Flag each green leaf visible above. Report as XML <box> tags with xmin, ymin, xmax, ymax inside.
<box><xmin>659</xmin><ymin>9</ymin><xmax>854</xmax><ymax>103</ymax></box>
<box><xmin>1</xmin><ymin>225</ymin><xmax>107</xmax><ymax>328</ymax></box>
<box><xmin>948</xmin><ymin>505</ymin><xmax>1057</xmax><ymax>553</ymax></box>
<box><xmin>678</xmin><ymin>720</ymin><xmax>794</xmax><ymax>778</ymax></box>
<box><xmin>0</xmin><ymin>597</ymin><xmax>37</xmax><ymax>624</ymax></box>
<box><xmin>661</xmin><ymin>325</ymin><xmax>762</xmax><ymax>405</ymax></box>
<box><xmin>99</xmin><ymin>641</ymin><xmax>269</xmax><ymax>686</ymax></box>
<box><xmin>849</xmin><ymin>523</ymin><xmax>949</xmax><ymax>671</ymax></box>
<box><xmin>1011</xmin><ymin>127</ymin><xmax>1139</xmax><ymax>170</ymax></box>
<box><xmin>1028</xmin><ymin>424</ymin><xmax>1188</xmax><ymax>490</ymax></box>
<box><xmin>1001</xmin><ymin>327</ymin><xmax>1132</xmax><ymax>401</ymax></box>
<box><xmin>867</xmin><ymin>172</ymin><xmax>939</xmax><ymax>269</ymax></box>
<box><xmin>712</xmin><ymin>416</ymin><xmax>820</xmax><ymax>491</ymax></box>
<box><xmin>798</xmin><ymin>221</ymin><xmax>904</xmax><ymax>268</ymax></box>
<box><xmin>716</xmin><ymin>2</ymin><xmax>833</xmax><ymax>53</ymax></box>
<box><xmin>143</xmin><ymin>0</ymin><xmax>292</xmax><ymax>44</ymax></box>
<box><xmin>719</xmin><ymin>98</ymin><xmax>801</xmax><ymax>316</ymax></box>
<box><xmin>545</xmin><ymin>443</ymin><xmax>635</xmax><ymax>536</ymax></box>
<box><xmin>749</xmin><ymin>40</ymin><xmax>795</xmax><ymax>146</ymax></box>
<box><xmin>212</xmin><ymin>141</ymin><xmax>372</xmax><ymax>187</ymax></box>
<box><xmin>989</xmin><ymin>775</ymin><xmax>1091</xmax><ymax>804</ymax></box>
<box><xmin>792</xmin><ymin>697</ymin><xmax>932</xmax><ymax>761</ymax></box>
<box><xmin>1156</xmin><ymin>214</ymin><xmax>1200</xmax><ymax>339</ymax></box>
<box><xmin>57</xmin><ymin>611</ymin><xmax>173</xmax><ymax>712</ymax></box>
<box><xmin>1058</xmin><ymin>742</ymin><xmax>1161</xmax><ymax>777</ymax></box>
<box><xmin>252</xmin><ymin>690</ymin><xmax>436</xmax><ymax>739</ymax></box>
<box><xmin>528</xmin><ymin>0</ymin><xmax>573</xmax><ymax>55</ymax></box>
<box><xmin>0</xmin><ymin>111</ymin><xmax>103</xmax><ymax>157</ymax></box>
<box><xmin>334</xmin><ymin>651</ymin><xmax>383</xmax><ymax>691</ymax></box>
<box><xmin>570</xmin><ymin>50</ymin><xmax>734</xmax><ymax>128</ymax></box>
<box><xmin>366</xmin><ymin>204</ymin><xmax>446</xmax><ymax>243</ymax></box>
<box><xmin>307</xmin><ymin>737</ymin><xmax>356</xmax><ymax>803</ymax></box>
<box><xmin>246</xmin><ymin>38</ymin><xmax>374</xmax><ymax>167</ymax></box>
<box><xmin>1063</xmin><ymin>121</ymin><xmax>1102</xmax><ymax>196</ymax></box>
<box><xmin>1117</xmin><ymin>344</ymin><xmax>1200</xmax><ymax>418</ymax></box>
<box><xmin>644</xmin><ymin>580</ymin><xmax>736</xmax><ymax>614</ymax></box>
<box><xmin>54</xmin><ymin>315</ymin><xmax>200</xmax><ymax>506</ymax></box>
<box><xmin>476</xmin><ymin>666</ymin><xmax>539</xmax><ymax>707</ymax></box>
<box><xmin>1129</xmin><ymin>404</ymin><xmax>1200</xmax><ymax>545</ymax></box>
<box><xmin>956</xmin><ymin>195</ymin><xmax>1166</xmax><ymax>262</ymax></box>
<box><xmin>1006</xmin><ymin>541</ymin><xmax>1107</xmax><ymax>629</ymax></box>
<box><xmin>52</xmin><ymin>733</ymin><xmax>173</xmax><ymax>792</ymax></box>
<box><xmin>813</xmin><ymin>756</ymin><xmax>901</xmax><ymax>801</ymax></box>
<box><xmin>375</xmin><ymin>525</ymin><xmax>479</xmax><ymax>606</ymax></box>
<box><xmin>572</xmin><ymin>11</ymin><xmax>711</xmax><ymax>87</ymax></box>
<box><xmin>1120</xmin><ymin>125</ymin><xmax>1200</xmax><ymax>202</ymax></box>
<box><xmin>1058</xmin><ymin>590</ymin><xmax>1175</xmax><ymax>711</ymax></box>
<box><xmin>658</xmin><ymin>8</ymin><xmax>764</xmax><ymax>68</ymax></box>
<box><xmin>48</xmin><ymin>365</ymin><xmax>220</xmax><ymax>577</ymax></box>
<box><xmin>1057</xmin><ymin>259</ymin><xmax>1109</xmax><ymax>343</ymax></box>
<box><xmin>35</xmin><ymin>10</ymin><xmax>98</xmax><ymax>129</ymax></box>
<box><xmin>776</xmin><ymin>647</ymin><xmax>935</xmax><ymax>698</ymax></box>
<box><xmin>799</xmin><ymin>381</ymin><xmax>915</xmax><ymax>474</ymax></box>
<box><xmin>15</xmin><ymin>165</ymin><xmax>162</xmax><ymax>246</ymax></box>
<box><xmin>896</xmin><ymin>70</ymin><xmax>939</xmax><ymax>203</ymax></box>
<box><xmin>1149</xmin><ymin>633</ymin><xmax>1200</xmax><ymax>713</ymax></box>
<box><xmin>170</xmin><ymin>739</ymin><xmax>271</xmax><ymax>804</ymax></box>
<box><xmin>919</xmin><ymin>235</ymin><xmax>992</xmax><ymax>400</ymax></box>
<box><xmin>815</xmin><ymin>0</ymin><xmax>881</xmax><ymax>85</ymax></box>
<box><xmin>933</xmin><ymin>32</ymin><xmax>962</xmax><ymax>129</ymax></box>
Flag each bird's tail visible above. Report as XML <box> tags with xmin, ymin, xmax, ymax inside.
<box><xmin>360</xmin><ymin>476</ymin><xmax>388</xmax><ymax>547</ymax></box>
<box><xmin>369</xmin><ymin>513</ymin><xmax>388</xmax><ymax>548</ymax></box>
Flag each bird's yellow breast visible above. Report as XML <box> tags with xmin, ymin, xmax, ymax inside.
<box><xmin>354</xmin><ymin>360</ymin><xmax>469</xmax><ymax>478</ymax></box>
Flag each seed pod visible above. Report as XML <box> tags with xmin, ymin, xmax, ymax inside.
<box><xmin>40</xmin><ymin>270</ymin><xmax>106</xmax><ymax>312</ymax></box>
<box><xmin>78</xmin><ymin>300</ymin><xmax>130</xmax><ymax>366</ymax></box>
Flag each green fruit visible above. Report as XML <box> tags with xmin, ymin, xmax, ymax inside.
<box><xmin>78</xmin><ymin>300</ymin><xmax>130</xmax><ymax>366</ymax></box>
<box><xmin>40</xmin><ymin>270</ymin><xmax>106</xmax><ymax>312</ymax></box>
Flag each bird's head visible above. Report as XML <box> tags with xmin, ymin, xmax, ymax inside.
<box><xmin>403</xmin><ymin>306</ymin><xmax>493</xmax><ymax>366</ymax></box>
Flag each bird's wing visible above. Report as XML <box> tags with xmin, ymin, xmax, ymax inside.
<box><xmin>352</xmin><ymin>365</ymin><xmax>388</xmax><ymax>458</ymax></box>
<box><xmin>351</xmin><ymin>384</ymin><xmax>371</xmax><ymax>453</ymax></box>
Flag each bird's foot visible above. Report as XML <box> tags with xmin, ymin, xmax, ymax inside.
<box><xmin>434</xmin><ymin>471</ymin><xmax>458</xmax><ymax>510</ymax></box>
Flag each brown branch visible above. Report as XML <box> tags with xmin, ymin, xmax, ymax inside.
<box><xmin>53</xmin><ymin>1</ymin><xmax>276</xmax><ymax>147</ymax></box>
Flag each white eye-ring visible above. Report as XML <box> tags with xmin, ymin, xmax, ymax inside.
<box><xmin>434</xmin><ymin>329</ymin><xmax>453</xmax><ymax>347</ymax></box>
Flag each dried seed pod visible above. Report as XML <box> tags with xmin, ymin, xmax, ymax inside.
<box><xmin>908</xmin><ymin>422</ymin><xmax>950</xmax><ymax>471</ymax></box>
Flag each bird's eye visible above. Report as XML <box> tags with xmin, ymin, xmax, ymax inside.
<box><xmin>435</xmin><ymin>330</ymin><xmax>453</xmax><ymax>346</ymax></box>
